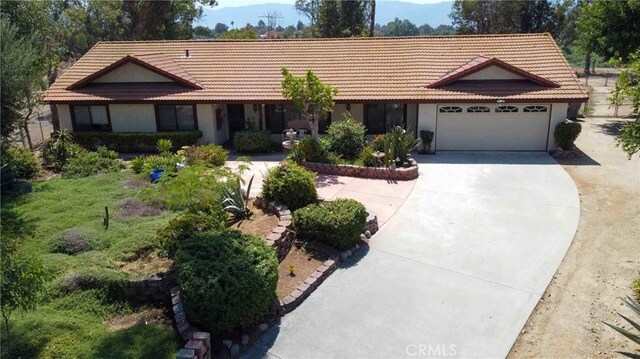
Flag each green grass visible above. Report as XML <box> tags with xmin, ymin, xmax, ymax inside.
<box><xmin>2</xmin><ymin>171</ymin><xmax>181</xmax><ymax>358</ymax></box>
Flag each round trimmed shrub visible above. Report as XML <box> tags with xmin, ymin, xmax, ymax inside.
<box><xmin>325</xmin><ymin>114</ymin><xmax>367</xmax><ymax>159</ymax></box>
<box><xmin>297</xmin><ymin>136</ymin><xmax>327</xmax><ymax>163</ymax></box>
<box><xmin>156</xmin><ymin>210</ymin><xmax>226</xmax><ymax>258</ymax></box>
<box><xmin>293</xmin><ymin>199</ymin><xmax>367</xmax><ymax>250</ymax></box>
<box><xmin>176</xmin><ymin>229</ymin><xmax>278</xmax><ymax>336</ymax></box>
<box><xmin>261</xmin><ymin>163</ymin><xmax>317</xmax><ymax>210</ymax></box>
<box><xmin>554</xmin><ymin>121</ymin><xmax>582</xmax><ymax>149</ymax></box>
<box><xmin>2</xmin><ymin>147</ymin><xmax>40</xmax><ymax>180</ymax></box>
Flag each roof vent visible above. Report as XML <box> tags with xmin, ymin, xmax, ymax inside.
<box><xmin>184</xmin><ymin>49</ymin><xmax>190</xmax><ymax>58</ymax></box>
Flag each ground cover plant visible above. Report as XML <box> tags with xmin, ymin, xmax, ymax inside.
<box><xmin>0</xmin><ymin>171</ymin><xmax>181</xmax><ymax>358</ymax></box>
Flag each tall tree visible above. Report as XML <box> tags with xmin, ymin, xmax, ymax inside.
<box><xmin>0</xmin><ymin>18</ymin><xmax>47</xmax><ymax>150</ymax></box>
<box><xmin>450</xmin><ymin>0</ymin><xmax>557</xmax><ymax>35</ymax></box>
<box><xmin>295</xmin><ymin>0</ymin><xmax>321</xmax><ymax>27</ymax></box>
<box><xmin>214</xmin><ymin>22</ymin><xmax>229</xmax><ymax>35</ymax></box>
<box><xmin>193</xmin><ymin>25</ymin><xmax>215</xmax><ymax>39</ymax></box>
<box><xmin>220</xmin><ymin>27</ymin><xmax>258</xmax><ymax>39</ymax></box>
<box><xmin>340</xmin><ymin>0</ymin><xmax>366</xmax><ymax>37</ymax></box>
<box><xmin>379</xmin><ymin>18</ymin><xmax>419</xmax><ymax>37</ymax></box>
<box><xmin>316</xmin><ymin>0</ymin><xmax>341</xmax><ymax>37</ymax></box>
<box><xmin>368</xmin><ymin>0</ymin><xmax>375</xmax><ymax>37</ymax></box>
<box><xmin>281</xmin><ymin>68</ymin><xmax>337</xmax><ymax>140</ymax></box>
<box><xmin>576</xmin><ymin>0</ymin><xmax>640</xmax><ymax>63</ymax></box>
<box><xmin>418</xmin><ymin>23</ymin><xmax>434</xmax><ymax>35</ymax></box>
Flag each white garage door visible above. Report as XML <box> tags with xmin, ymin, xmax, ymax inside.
<box><xmin>436</xmin><ymin>104</ymin><xmax>550</xmax><ymax>151</ymax></box>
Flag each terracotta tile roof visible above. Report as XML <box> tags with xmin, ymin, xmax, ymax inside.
<box><xmin>43</xmin><ymin>33</ymin><xmax>588</xmax><ymax>103</ymax></box>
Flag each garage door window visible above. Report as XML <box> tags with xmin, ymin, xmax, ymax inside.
<box><xmin>439</xmin><ymin>106</ymin><xmax>463</xmax><ymax>113</ymax></box>
<box><xmin>523</xmin><ymin>105</ymin><xmax>548</xmax><ymax>112</ymax></box>
<box><xmin>467</xmin><ymin>106</ymin><xmax>490</xmax><ymax>113</ymax></box>
<box><xmin>495</xmin><ymin>105</ymin><xmax>519</xmax><ymax>113</ymax></box>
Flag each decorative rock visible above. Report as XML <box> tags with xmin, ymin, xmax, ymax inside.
<box><xmin>340</xmin><ymin>252</ymin><xmax>349</xmax><ymax>261</ymax></box>
<box><xmin>258</xmin><ymin>323</ymin><xmax>269</xmax><ymax>332</ymax></box>
<box><xmin>360</xmin><ymin>233</ymin><xmax>367</xmax><ymax>241</ymax></box>
<box><xmin>222</xmin><ymin>340</ymin><xmax>233</xmax><ymax>348</ymax></box>
<box><xmin>272</xmin><ymin>226</ymin><xmax>286</xmax><ymax>234</ymax></box>
<box><xmin>230</xmin><ymin>344</ymin><xmax>240</xmax><ymax>358</ymax></box>
<box><xmin>241</xmin><ymin>334</ymin><xmax>249</xmax><ymax>346</ymax></box>
<box><xmin>364</xmin><ymin>230</ymin><xmax>372</xmax><ymax>238</ymax></box>
<box><xmin>278</xmin><ymin>220</ymin><xmax>291</xmax><ymax>227</ymax></box>
<box><xmin>346</xmin><ymin>249</ymin><xmax>352</xmax><ymax>257</ymax></box>
<box><xmin>176</xmin><ymin>348</ymin><xmax>196</xmax><ymax>359</ymax></box>
<box><xmin>355</xmin><ymin>244</ymin><xmax>360</xmax><ymax>250</ymax></box>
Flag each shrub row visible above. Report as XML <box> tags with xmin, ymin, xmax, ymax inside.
<box><xmin>293</xmin><ymin>199</ymin><xmax>367</xmax><ymax>250</ymax></box>
<box><xmin>233</xmin><ymin>130</ymin><xmax>278</xmax><ymax>153</ymax></box>
<box><xmin>73</xmin><ymin>131</ymin><xmax>202</xmax><ymax>153</ymax></box>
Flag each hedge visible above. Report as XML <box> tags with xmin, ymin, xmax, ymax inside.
<box><xmin>73</xmin><ymin>131</ymin><xmax>202</xmax><ymax>153</ymax></box>
<box><xmin>293</xmin><ymin>199</ymin><xmax>367</xmax><ymax>250</ymax></box>
<box><xmin>233</xmin><ymin>130</ymin><xmax>277</xmax><ymax>153</ymax></box>
<box><xmin>176</xmin><ymin>229</ymin><xmax>278</xmax><ymax>336</ymax></box>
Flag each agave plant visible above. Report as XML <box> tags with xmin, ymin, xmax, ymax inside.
<box><xmin>604</xmin><ymin>296</ymin><xmax>640</xmax><ymax>358</ymax></box>
<box><xmin>384</xmin><ymin>126</ymin><xmax>418</xmax><ymax>167</ymax></box>
<box><xmin>221</xmin><ymin>174</ymin><xmax>254</xmax><ymax>220</ymax></box>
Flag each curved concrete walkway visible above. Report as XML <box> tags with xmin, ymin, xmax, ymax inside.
<box><xmin>246</xmin><ymin>152</ymin><xmax>579</xmax><ymax>359</ymax></box>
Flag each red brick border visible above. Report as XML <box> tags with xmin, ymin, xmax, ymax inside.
<box><xmin>302</xmin><ymin>158</ymin><xmax>418</xmax><ymax>181</ymax></box>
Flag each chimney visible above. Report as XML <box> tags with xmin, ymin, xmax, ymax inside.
<box><xmin>185</xmin><ymin>49</ymin><xmax>190</xmax><ymax>58</ymax></box>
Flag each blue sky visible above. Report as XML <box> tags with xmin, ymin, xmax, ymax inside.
<box><xmin>215</xmin><ymin>0</ymin><xmax>446</xmax><ymax>9</ymax></box>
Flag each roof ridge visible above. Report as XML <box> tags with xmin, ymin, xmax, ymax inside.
<box><xmin>95</xmin><ymin>33</ymin><xmax>552</xmax><ymax>45</ymax></box>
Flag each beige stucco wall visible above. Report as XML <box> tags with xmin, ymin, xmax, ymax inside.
<box><xmin>109</xmin><ymin>104</ymin><xmax>157</xmax><ymax>132</ymax></box>
<box><xmin>417</xmin><ymin>103</ymin><xmax>438</xmax><ymax>140</ymax></box>
<box><xmin>331</xmin><ymin>104</ymin><xmax>364</xmax><ymax>123</ymax></box>
<box><xmin>461</xmin><ymin>66</ymin><xmax>525</xmax><ymax>80</ymax></box>
<box><xmin>58</xmin><ymin>104</ymin><xmax>73</xmax><ymax>131</ymax></box>
<box><xmin>93</xmin><ymin>63</ymin><xmax>173</xmax><ymax>83</ymax></box>
<box><xmin>548</xmin><ymin>103</ymin><xmax>569</xmax><ymax>150</ymax></box>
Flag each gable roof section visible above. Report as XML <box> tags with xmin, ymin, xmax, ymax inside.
<box><xmin>427</xmin><ymin>55</ymin><xmax>560</xmax><ymax>88</ymax></box>
<box><xmin>44</xmin><ymin>33</ymin><xmax>587</xmax><ymax>103</ymax></box>
<box><xmin>66</xmin><ymin>52</ymin><xmax>203</xmax><ymax>90</ymax></box>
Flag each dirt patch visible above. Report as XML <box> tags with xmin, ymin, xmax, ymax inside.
<box><xmin>106</xmin><ymin>308</ymin><xmax>172</xmax><ymax>332</ymax></box>
<box><xmin>122</xmin><ymin>178</ymin><xmax>149</xmax><ymax>189</ymax></box>
<box><xmin>120</xmin><ymin>251</ymin><xmax>173</xmax><ymax>277</ymax></box>
<box><xmin>118</xmin><ymin>198</ymin><xmax>165</xmax><ymax>218</ymax></box>
<box><xmin>231</xmin><ymin>202</ymin><xmax>279</xmax><ymax>238</ymax></box>
<box><xmin>276</xmin><ymin>244</ymin><xmax>329</xmax><ymax>299</ymax></box>
<box><xmin>509</xmin><ymin>117</ymin><xmax>640</xmax><ymax>358</ymax></box>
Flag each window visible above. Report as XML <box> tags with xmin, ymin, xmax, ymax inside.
<box><xmin>71</xmin><ymin>105</ymin><xmax>110</xmax><ymax>131</ymax></box>
<box><xmin>266</xmin><ymin>104</ymin><xmax>301</xmax><ymax>133</ymax></box>
<box><xmin>523</xmin><ymin>105</ymin><xmax>548</xmax><ymax>113</ymax></box>
<box><xmin>365</xmin><ymin>103</ymin><xmax>407</xmax><ymax>134</ymax></box>
<box><xmin>467</xmin><ymin>106</ymin><xmax>490</xmax><ymax>113</ymax></box>
<box><xmin>495</xmin><ymin>105</ymin><xmax>519</xmax><ymax>113</ymax></box>
<box><xmin>156</xmin><ymin>105</ymin><xmax>197</xmax><ymax>131</ymax></box>
<box><xmin>439</xmin><ymin>106</ymin><xmax>463</xmax><ymax>113</ymax></box>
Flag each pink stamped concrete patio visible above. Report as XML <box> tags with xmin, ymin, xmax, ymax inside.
<box><xmin>227</xmin><ymin>159</ymin><xmax>416</xmax><ymax>226</ymax></box>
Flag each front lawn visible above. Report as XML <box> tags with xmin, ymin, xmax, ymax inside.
<box><xmin>2</xmin><ymin>171</ymin><xmax>181</xmax><ymax>358</ymax></box>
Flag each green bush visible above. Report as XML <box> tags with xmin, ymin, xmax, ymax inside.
<box><xmin>2</xmin><ymin>147</ymin><xmax>40</xmax><ymax>179</ymax></box>
<box><xmin>141</xmin><ymin>165</ymin><xmax>231</xmax><ymax>212</ymax></box>
<box><xmin>156</xmin><ymin>139</ymin><xmax>173</xmax><ymax>153</ymax></box>
<box><xmin>157</xmin><ymin>211</ymin><xmax>226</xmax><ymax>258</ymax></box>
<box><xmin>181</xmin><ymin>144</ymin><xmax>228</xmax><ymax>166</ymax></box>
<box><xmin>62</xmin><ymin>146</ymin><xmax>124</xmax><ymax>178</ymax></box>
<box><xmin>261</xmin><ymin>163</ymin><xmax>317</xmax><ymax>210</ymax></box>
<box><xmin>293</xmin><ymin>199</ymin><xmax>367</xmax><ymax>250</ymax></box>
<box><xmin>359</xmin><ymin>146</ymin><xmax>378</xmax><ymax>167</ymax></box>
<box><xmin>50</xmin><ymin>228</ymin><xmax>97</xmax><ymax>255</ymax></box>
<box><xmin>368</xmin><ymin>134</ymin><xmax>387</xmax><ymax>152</ymax></box>
<box><xmin>41</xmin><ymin>130</ymin><xmax>84</xmax><ymax>171</ymax></box>
<box><xmin>234</xmin><ymin>130</ymin><xmax>275</xmax><ymax>153</ymax></box>
<box><xmin>72</xmin><ymin>131</ymin><xmax>202</xmax><ymax>153</ymax></box>
<box><xmin>325</xmin><ymin>113</ymin><xmax>367</xmax><ymax>159</ymax></box>
<box><xmin>554</xmin><ymin>121</ymin><xmax>582</xmax><ymax>149</ymax></box>
<box><xmin>141</xmin><ymin>153</ymin><xmax>182</xmax><ymax>175</ymax></box>
<box><xmin>131</xmin><ymin>156</ymin><xmax>145</xmax><ymax>174</ymax></box>
<box><xmin>176</xmin><ymin>229</ymin><xmax>278</xmax><ymax>336</ymax></box>
<box><xmin>297</xmin><ymin>136</ymin><xmax>328</xmax><ymax>163</ymax></box>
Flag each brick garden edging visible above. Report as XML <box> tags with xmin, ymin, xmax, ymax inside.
<box><xmin>122</xmin><ymin>272</ymin><xmax>168</xmax><ymax>305</ymax></box>
<box><xmin>302</xmin><ymin>158</ymin><xmax>419</xmax><ymax>181</ymax></box>
<box><xmin>173</xmin><ymin>206</ymin><xmax>379</xmax><ymax>358</ymax></box>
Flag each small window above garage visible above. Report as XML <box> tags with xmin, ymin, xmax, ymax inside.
<box><xmin>523</xmin><ymin>105</ymin><xmax>548</xmax><ymax>112</ymax></box>
<box><xmin>439</xmin><ymin>106</ymin><xmax>463</xmax><ymax>113</ymax></box>
<box><xmin>495</xmin><ymin>105</ymin><xmax>519</xmax><ymax>113</ymax></box>
<box><xmin>467</xmin><ymin>106</ymin><xmax>490</xmax><ymax>113</ymax></box>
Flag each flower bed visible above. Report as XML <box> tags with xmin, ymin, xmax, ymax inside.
<box><xmin>302</xmin><ymin>158</ymin><xmax>419</xmax><ymax>181</ymax></box>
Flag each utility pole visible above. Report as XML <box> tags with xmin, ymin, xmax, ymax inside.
<box><xmin>259</xmin><ymin>11</ymin><xmax>284</xmax><ymax>32</ymax></box>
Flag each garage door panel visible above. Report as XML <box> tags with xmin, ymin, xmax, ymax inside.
<box><xmin>436</xmin><ymin>106</ymin><xmax>549</xmax><ymax>151</ymax></box>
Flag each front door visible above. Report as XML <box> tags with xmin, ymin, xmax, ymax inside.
<box><xmin>227</xmin><ymin>104</ymin><xmax>245</xmax><ymax>137</ymax></box>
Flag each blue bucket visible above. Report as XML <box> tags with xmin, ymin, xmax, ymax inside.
<box><xmin>150</xmin><ymin>168</ymin><xmax>165</xmax><ymax>183</ymax></box>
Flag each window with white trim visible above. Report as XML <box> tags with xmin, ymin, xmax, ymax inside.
<box><xmin>523</xmin><ymin>105</ymin><xmax>548</xmax><ymax>113</ymax></box>
<box><xmin>467</xmin><ymin>106</ymin><xmax>490</xmax><ymax>113</ymax></box>
<box><xmin>495</xmin><ymin>105</ymin><xmax>519</xmax><ymax>113</ymax></box>
<box><xmin>439</xmin><ymin>106</ymin><xmax>463</xmax><ymax>113</ymax></box>
<box><xmin>71</xmin><ymin>105</ymin><xmax>110</xmax><ymax>131</ymax></box>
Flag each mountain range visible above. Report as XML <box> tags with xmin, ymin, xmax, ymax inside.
<box><xmin>195</xmin><ymin>1</ymin><xmax>453</xmax><ymax>29</ymax></box>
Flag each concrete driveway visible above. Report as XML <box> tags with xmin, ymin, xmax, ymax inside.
<box><xmin>246</xmin><ymin>152</ymin><xmax>579</xmax><ymax>359</ymax></box>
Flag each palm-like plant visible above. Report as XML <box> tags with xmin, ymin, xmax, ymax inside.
<box><xmin>384</xmin><ymin>126</ymin><xmax>418</xmax><ymax>167</ymax></box>
<box><xmin>604</xmin><ymin>296</ymin><xmax>640</xmax><ymax>358</ymax></box>
<box><xmin>221</xmin><ymin>174</ymin><xmax>254</xmax><ymax>221</ymax></box>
